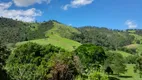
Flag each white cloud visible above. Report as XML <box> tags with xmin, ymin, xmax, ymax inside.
<box><xmin>62</xmin><ymin>4</ymin><xmax>70</xmax><ymax>10</ymax></box>
<box><xmin>69</xmin><ymin>24</ymin><xmax>72</xmax><ymax>26</ymax></box>
<box><xmin>0</xmin><ymin>2</ymin><xmax>12</xmax><ymax>9</ymax></box>
<box><xmin>62</xmin><ymin>0</ymin><xmax>94</xmax><ymax>10</ymax></box>
<box><xmin>125</xmin><ymin>20</ymin><xmax>137</xmax><ymax>29</ymax></box>
<box><xmin>13</xmin><ymin>0</ymin><xmax>51</xmax><ymax>7</ymax></box>
<box><xmin>0</xmin><ymin>2</ymin><xmax>42</xmax><ymax>22</ymax></box>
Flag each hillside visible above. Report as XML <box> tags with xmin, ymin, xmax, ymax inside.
<box><xmin>1</xmin><ymin>17</ymin><xmax>142</xmax><ymax>52</ymax></box>
<box><xmin>45</xmin><ymin>21</ymin><xmax>81</xmax><ymax>38</ymax></box>
<box><xmin>125</xmin><ymin>44</ymin><xmax>142</xmax><ymax>55</ymax></box>
<box><xmin>16</xmin><ymin>34</ymin><xmax>81</xmax><ymax>51</ymax></box>
<box><xmin>72</xmin><ymin>27</ymin><xmax>135</xmax><ymax>50</ymax></box>
<box><xmin>0</xmin><ymin>18</ymin><xmax>80</xmax><ymax>45</ymax></box>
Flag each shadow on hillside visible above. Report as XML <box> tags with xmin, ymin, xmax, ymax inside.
<box><xmin>108</xmin><ymin>76</ymin><xmax>120</xmax><ymax>80</ymax></box>
<box><xmin>119</xmin><ymin>75</ymin><xmax>132</xmax><ymax>78</ymax></box>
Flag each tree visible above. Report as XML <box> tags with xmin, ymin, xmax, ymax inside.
<box><xmin>5</xmin><ymin>42</ymin><xmax>66</xmax><ymax>80</ymax></box>
<box><xmin>136</xmin><ymin>56</ymin><xmax>142</xmax><ymax>78</ymax></box>
<box><xmin>46</xmin><ymin>52</ymin><xmax>79</xmax><ymax>80</ymax></box>
<box><xmin>75</xmin><ymin>44</ymin><xmax>106</xmax><ymax>68</ymax></box>
<box><xmin>0</xmin><ymin>44</ymin><xmax>10</xmax><ymax>80</ymax></box>
<box><xmin>0</xmin><ymin>44</ymin><xmax>11</xmax><ymax>68</ymax></box>
<box><xmin>105</xmin><ymin>52</ymin><xmax>127</xmax><ymax>75</ymax></box>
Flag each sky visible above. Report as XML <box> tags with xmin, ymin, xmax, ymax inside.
<box><xmin>0</xmin><ymin>0</ymin><xmax>142</xmax><ymax>30</ymax></box>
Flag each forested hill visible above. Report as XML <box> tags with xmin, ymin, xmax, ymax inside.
<box><xmin>0</xmin><ymin>17</ymin><xmax>80</xmax><ymax>45</ymax></box>
<box><xmin>73</xmin><ymin>27</ymin><xmax>135</xmax><ymax>50</ymax></box>
<box><xmin>0</xmin><ymin>17</ymin><xmax>142</xmax><ymax>50</ymax></box>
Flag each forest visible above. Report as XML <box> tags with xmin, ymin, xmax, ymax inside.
<box><xmin>0</xmin><ymin>17</ymin><xmax>142</xmax><ymax>80</ymax></box>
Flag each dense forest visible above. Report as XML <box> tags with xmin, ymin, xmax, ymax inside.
<box><xmin>72</xmin><ymin>27</ymin><xmax>134</xmax><ymax>50</ymax></box>
<box><xmin>0</xmin><ymin>17</ymin><xmax>142</xmax><ymax>80</ymax></box>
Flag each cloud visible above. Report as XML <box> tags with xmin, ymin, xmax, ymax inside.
<box><xmin>0</xmin><ymin>2</ymin><xmax>42</xmax><ymax>22</ymax></box>
<box><xmin>62</xmin><ymin>0</ymin><xmax>94</xmax><ymax>10</ymax></box>
<box><xmin>125</xmin><ymin>20</ymin><xmax>137</xmax><ymax>29</ymax></box>
<box><xmin>13</xmin><ymin>0</ymin><xmax>51</xmax><ymax>7</ymax></box>
<box><xmin>69</xmin><ymin>24</ymin><xmax>72</xmax><ymax>26</ymax></box>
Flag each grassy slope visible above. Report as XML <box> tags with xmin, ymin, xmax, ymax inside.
<box><xmin>16</xmin><ymin>34</ymin><xmax>81</xmax><ymax>51</ymax></box>
<box><xmin>109</xmin><ymin>64</ymin><xmax>141</xmax><ymax>80</ymax></box>
<box><xmin>125</xmin><ymin>32</ymin><xmax>142</xmax><ymax>55</ymax></box>
<box><xmin>125</xmin><ymin>44</ymin><xmax>142</xmax><ymax>55</ymax></box>
<box><xmin>130</xmin><ymin>34</ymin><xmax>142</xmax><ymax>40</ymax></box>
<box><xmin>45</xmin><ymin>22</ymin><xmax>80</xmax><ymax>38</ymax></box>
<box><xmin>119</xmin><ymin>64</ymin><xmax>141</xmax><ymax>80</ymax></box>
<box><xmin>130</xmin><ymin>33</ymin><xmax>142</xmax><ymax>43</ymax></box>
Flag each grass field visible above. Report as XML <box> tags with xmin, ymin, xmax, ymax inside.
<box><xmin>127</xmin><ymin>30</ymin><xmax>136</xmax><ymax>33</ymax></box>
<box><xmin>16</xmin><ymin>34</ymin><xmax>81</xmax><ymax>51</ymax></box>
<box><xmin>109</xmin><ymin>64</ymin><xmax>141</xmax><ymax>80</ymax></box>
<box><xmin>119</xmin><ymin>64</ymin><xmax>141</xmax><ymax>80</ymax></box>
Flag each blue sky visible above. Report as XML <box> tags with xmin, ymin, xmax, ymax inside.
<box><xmin>0</xmin><ymin>0</ymin><xmax>142</xmax><ymax>29</ymax></box>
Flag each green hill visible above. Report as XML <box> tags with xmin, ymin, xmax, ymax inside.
<box><xmin>0</xmin><ymin>18</ymin><xmax>80</xmax><ymax>45</ymax></box>
<box><xmin>45</xmin><ymin>21</ymin><xmax>81</xmax><ymax>38</ymax></box>
<box><xmin>16</xmin><ymin>34</ymin><xmax>81</xmax><ymax>51</ymax></box>
<box><xmin>14</xmin><ymin>20</ymin><xmax>82</xmax><ymax>51</ymax></box>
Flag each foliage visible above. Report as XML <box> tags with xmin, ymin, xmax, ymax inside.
<box><xmin>136</xmin><ymin>56</ymin><xmax>142</xmax><ymax>78</ymax></box>
<box><xmin>0</xmin><ymin>44</ymin><xmax>11</xmax><ymax>68</ymax></box>
<box><xmin>0</xmin><ymin>68</ymin><xmax>10</xmax><ymax>80</ymax></box>
<box><xmin>75</xmin><ymin>70</ymin><xmax>108</xmax><ymax>80</ymax></box>
<box><xmin>125</xmin><ymin>55</ymin><xmax>139</xmax><ymax>64</ymax></box>
<box><xmin>87</xmin><ymin>71</ymin><xmax>108</xmax><ymax>80</ymax></box>
<box><xmin>72</xmin><ymin>27</ymin><xmax>134</xmax><ymax>50</ymax></box>
<box><xmin>75</xmin><ymin>44</ymin><xmax>106</xmax><ymax>68</ymax></box>
<box><xmin>0</xmin><ymin>44</ymin><xmax>10</xmax><ymax>80</ymax></box>
<box><xmin>5</xmin><ymin>42</ymin><xmax>66</xmax><ymax>80</ymax></box>
<box><xmin>105</xmin><ymin>52</ymin><xmax>127</xmax><ymax>75</ymax></box>
<box><xmin>118</xmin><ymin>47</ymin><xmax>137</xmax><ymax>54</ymax></box>
<box><xmin>0</xmin><ymin>18</ymin><xmax>54</xmax><ymax>44</ymax></box>
<box><xmin>45</xmin><ymin>52</ymin><xmax>79</xmax><ymax>80</ymax></box>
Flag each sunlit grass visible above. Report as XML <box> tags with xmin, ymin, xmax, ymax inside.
<box><xmin>16</xmin><ymin>34</ymin><xmax>81</xmax><ymax>51</ymax></box>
